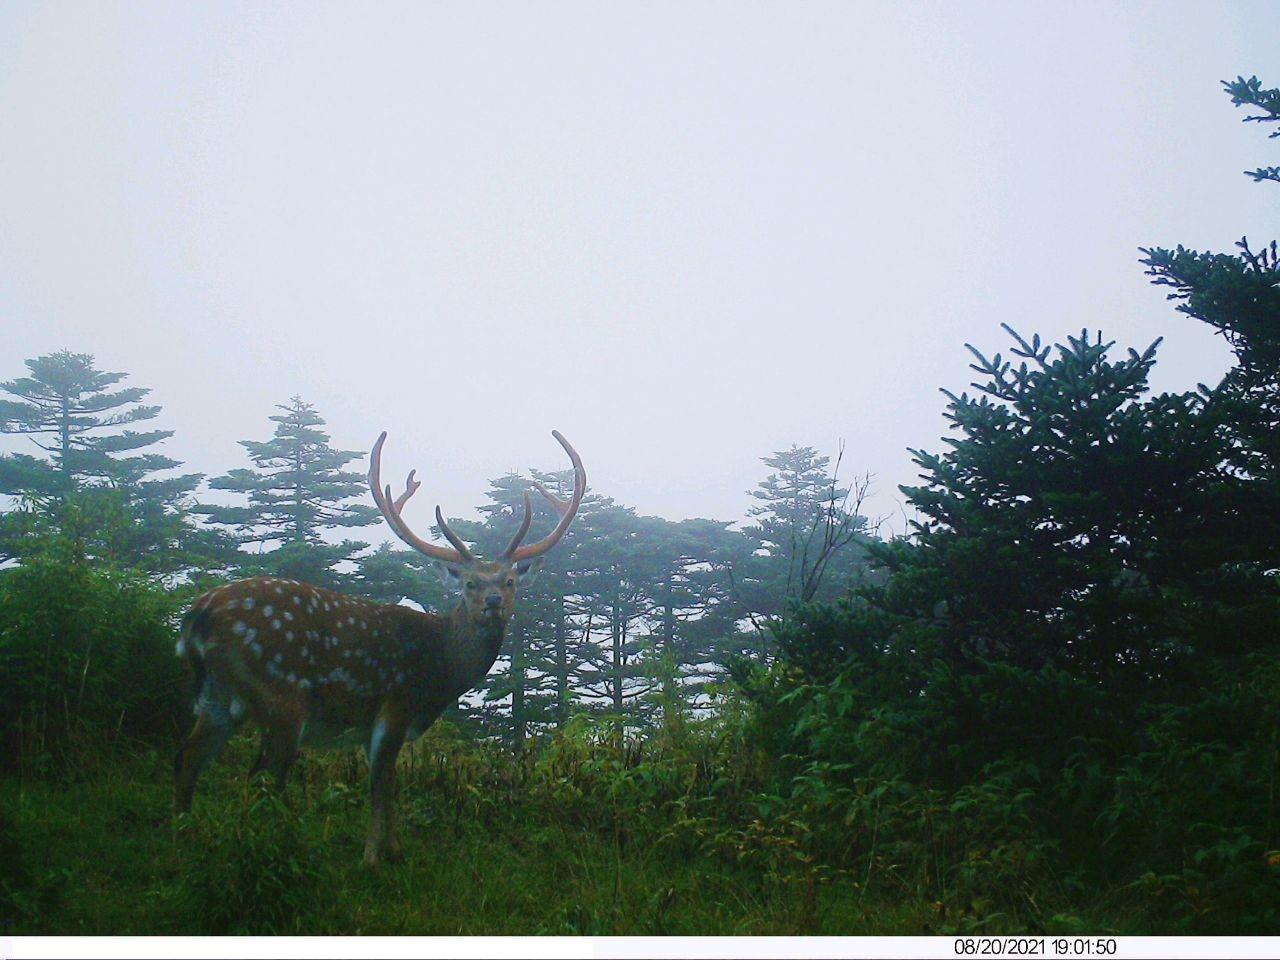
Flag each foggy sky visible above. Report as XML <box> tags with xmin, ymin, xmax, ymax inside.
<box><xmin>2</xmin><ymin>1</ymin><xmax>1277</xmax><ymax>541</ymax></box>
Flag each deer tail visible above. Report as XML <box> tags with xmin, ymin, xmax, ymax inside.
<box><xmin>176</xmin><ymin>605</ymin><xmax>213</xmax><ymax>701</ymax></box>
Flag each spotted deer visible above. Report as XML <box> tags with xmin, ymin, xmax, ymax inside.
<box><xmin>173</xmin><ymin>430</ymin><xmax>585</xmax><ymax>864</ymax></box>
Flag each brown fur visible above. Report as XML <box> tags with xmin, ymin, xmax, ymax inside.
<box><xmin>173</xmin><ymin>571</ymin><xmax>526</xmax><ymax>864</ymax></box>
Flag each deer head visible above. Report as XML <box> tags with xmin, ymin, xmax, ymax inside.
<box><xmin>368</xmin><ymin>429</ymin><xmax>586</xmax><ymax>629</ymax></box>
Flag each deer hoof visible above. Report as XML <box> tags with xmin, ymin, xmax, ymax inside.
<box><xmin>363</xmin><ymin>840</ymin><xmax>404</xmax><ymax>867</ymax></box>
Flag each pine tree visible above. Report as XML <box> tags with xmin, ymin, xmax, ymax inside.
<box><xmin>739</xmin><ymin>444</ymin><xmax>870</xmax><ymax>633</ymax></box>
<box><xmin>460</xmin><ymin>468</ymin><xmax>593</xmax><ymax>745</ymax></box>
<box><xmin>1140</xmin><ymin>75</ymin><xmax>1280</xmax><ymax>585</ymax></box>
<box><xmin>633</xmin><ymin>517</ymin><xmax>746</xmax><ymax>727</ymax></box>
<box><xmin>352</xmin><ymin>543</ymin><xmax>448</xmax><ymax>610</ymax></box>
<box><xmin>566</xmin><ymin>497</ymin><xmax>656</xmax><ymax>726</ymax></box>
<box><xmin>898</xmin><ymin>327</ymin><xmax>1232</xmax><ymax>681</ymax></box>
<box><xmin>198</xmin><ymin>397</ymin><xmax>380</xmax><ymax>586</ymax></box>
<box><xmin>0</xmin><ymin>350</ymin><xmax>206</xmax><ymax>570</ymax></box>
<box><xmin>756</xmin><ymin>324</ymin><xmax>1239</xmax><ymax>785</ymax></box>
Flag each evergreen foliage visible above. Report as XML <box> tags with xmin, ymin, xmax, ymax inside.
<box><xmin>739</xmin><ymin>445</ymin><xmax>872</xmax><ymax>633</ymax></box>
<box><xmin>738</xmin><ymin>73</ymin><xmax>1280</xmax><ymax>932</ymax></box>
<box><xmin>0</xmin><ymin>351</ymin><xmax>215</xmax><ymax>572</ymax></box>
<box><xmin>198</xmin><ymin>397</ymin><xmax>380</xmax><ymax>586</ymax></box>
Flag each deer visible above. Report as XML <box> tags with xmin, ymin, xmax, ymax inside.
<box><xmin>173</xmin><ymin>429</ymin><xmax>585</xmax><ymax>865</ymax></box>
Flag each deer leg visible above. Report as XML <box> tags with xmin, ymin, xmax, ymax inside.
<box><xmin>174</xmin><ymin>709</ymin><xmax>233</xmax><ymax>815</ymax></box>
<box><xmin>250</xmin><ymin>720</ymin><xmax>302</xmax><ymax>796</ymax></box>
<box><xmin>363</xmin><ymin>717</ymin><xmax>406</xmax><ymax>866</ymax></box>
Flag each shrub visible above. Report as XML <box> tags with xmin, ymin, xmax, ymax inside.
<box><xmin>0</xmin><ymin>546</ymin><xmax>188</xmax><ymax>774</ymax></box>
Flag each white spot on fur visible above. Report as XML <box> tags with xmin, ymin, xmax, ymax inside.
<box><xmin>263</xmin><ymin>605</ymin><xmax>274</xmax><ymax>617</ymax></box>
<box><xmin>242</xmin><ymin>597</ymin><xmax>255</xmax><ymax>610</ymax></box>
<box><xmin>284</xmin><ymin>611</ymin><xmax>294</xmax><ymax>621</ymax></box>
<box><xmin>272</xmin><ymin>619</ymin><xmax>281</xmax><ymax>630</ymax></box>
<box><xmin>286</xmin><ymin>630</ymin><xmax>294</xmax><ymax>641</ymax></box>
<box><xmin>293</xmin><ymin>596</ymin><xmax>302</xmax><ymax>606</ymax></box>
<box><xmin>232</xmin><ymin>621</ymin><xmax>247</xmax><ymax>636</ymax></box>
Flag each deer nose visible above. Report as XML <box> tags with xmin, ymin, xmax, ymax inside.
<box><xmin>485</xmin><ymin>593</ymin><xmax>502</xmax><ymax>609</ymax></box>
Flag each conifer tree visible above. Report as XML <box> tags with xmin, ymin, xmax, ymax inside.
<box><xmin>1140</xmin><ymin>75</ymin><xmax>1280</xmax><ymax>588</ymax></box>
<box><xmin>0</xmin><ymin>350</ymin><xmax>207</xmax><ymax>570</ymax></box>
<box><xmin>633</xmin><ymin>516</ymin><xmax>745</xmax><ymax>725</ymax></box>
<box><xmin>738</xmin><ymin>444</ymin><xmax>870</xmax><ymax>632</ymax></box>
<box><xmin>198</xmin><ymin>397</ymin><xmax>380</xmax><ymax>586</ymax></box>
<box><xmin>352</xmin><ymin>543</ymin><xmax>448</xmax><ymax>610</ymax></box>
<box><xmin>459</xmin><ymin>468</ymin><xmax>591</xmax><ymax>744</ymax></box>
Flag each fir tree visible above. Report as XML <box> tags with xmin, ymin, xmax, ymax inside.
<box><xmin>353</xmin><ymin>543</ymin><xmax>448</xmax><ymax>611</ymax></box>
<box><xmin>463</xmin><ymin>468</ymin><xmax>591</xmax><ymax>743</ymax></box>
<box><xmin>0</xmin><ymin>350</ymin><xmax>206</xmax><ymax>570</ymax></box>
<box><xmin>198</xmin><ymin>397</ymin><xmax>380</xmax><ymax>586</ymax></box>
<box><xmin>738</xmin><ymin>444</ymin><xmax>870</xmax><ymax>633</ymax></box>
<box><xmin>1140</xmin><ymin>75</ymin><xmax>1280</xmax><ymax>585</ymax></box>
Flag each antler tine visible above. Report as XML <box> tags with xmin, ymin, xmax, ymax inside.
<box><xmin>510</xmin><ymin>430</ymin><xmax>587</xmax><ymax>563</ymax></box>
<box><xmin>369</xmin><ymin>432</ymin><xmax>470</xmax><ymax>564</ymax></box>
<box><xmin>433</xmin><ymin>505</ymin><xmax>474</xmax><ymax>559</ymax></box>
<box><xmin>502</xmin><ymin>491</ymin><xmax>535</xmax><ymax>559</ymax></box>
<box><xmin>531</xmin><ymin>480</ymin><xmax>571</xmax><ymax>517</ymax></box>
<box><xmin>392</xmin><ymin>470</ymin><xmax>419</xmax><ymax>513</ymax></box>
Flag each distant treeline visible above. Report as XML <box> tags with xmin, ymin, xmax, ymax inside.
<box><xmin>0</xmin><ymin>346</ymin><xmax>875</xmax><ymax>758</ymax></box>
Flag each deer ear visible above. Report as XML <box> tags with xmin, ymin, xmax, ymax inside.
<box><xmin>515</xmin><ymin>557</ymin><xmax>544</xmax><ymax>584</ymax></box>
<box><xmin>435</xmin><ymin>561</ymin><xmax>463</xmax><ymax>586</ymax></box>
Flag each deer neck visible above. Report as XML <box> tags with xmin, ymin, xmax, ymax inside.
<box><xmin>440</xmin><ymin>602</ymin><xmax>508</xmax><ymax>694</ymax></box>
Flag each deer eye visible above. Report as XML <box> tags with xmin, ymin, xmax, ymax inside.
<box><xmin>505</xmin><ymin>579</ymin><xmax>514</xmax><ymax>587</ymax></box>
<box><xmin>465</xmin><ymin>580</ymin><xmax>476</xmax><ymax>590</ymax></box>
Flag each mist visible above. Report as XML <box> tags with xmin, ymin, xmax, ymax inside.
<box><xmin>5</xmin><ymin>1</ymin><xmax>1274</xmax><ymax>530</ymax></box>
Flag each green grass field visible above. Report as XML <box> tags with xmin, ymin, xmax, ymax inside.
<box><xmin>1</xmin><ymin>731</ymin><xmax>1122</xmax><ymax>937</ymax></box>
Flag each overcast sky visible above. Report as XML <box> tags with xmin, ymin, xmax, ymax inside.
<box><xmin>2</xmin><ymin>1</ymin><xmax>1277</xmax><ymax>542</ymax></box>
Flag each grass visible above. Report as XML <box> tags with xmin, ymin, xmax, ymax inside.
<box><xmin>1</xmin><ymin>736</ymin><xmax>948</xmax><ymax>936</ymax></box>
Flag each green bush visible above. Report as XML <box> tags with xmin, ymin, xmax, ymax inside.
<box><xmin>0</xmin><ymin>544</ymin><xmax>187</xmax><ymax>773</ymax></box>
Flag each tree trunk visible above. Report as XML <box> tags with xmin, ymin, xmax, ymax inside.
<box><xmin>511</xmin><ymin>618</ymin><xmax>526</xmax><ymax>752</ymax></box>
<box><xmin>293</xmin><ymin>443</ymin><xmax>306</xmax><ymax>544</ymax></box>
<box><xmin>554</xmin><ymin>594</ymin><xmax>568</xmax><ymax>727</ymax></box>
<box><xmin>610</xmin><ymin>596</ymin><xmax>623</xmax><ymax>713</ymax></box>
<box><xmin>662</xmin><ymin>574</ymin><xmax>678</xmax><ymax>727</ymax></box>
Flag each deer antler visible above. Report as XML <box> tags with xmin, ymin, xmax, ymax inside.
<box><xmin>505</xmin><ymin>430</ymin><xmax>587</xmax><ymax>561</ymax></box>
<box><xmin>501</xmin><ymin>491</ymin><xmax>535</xmax><ymax>559</ymax></box>
<box><xmin>369</xmin><ymin>432</ymin><xmax>472</xmax><ymax>564</ymax></box>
